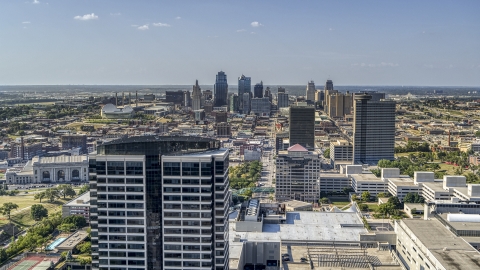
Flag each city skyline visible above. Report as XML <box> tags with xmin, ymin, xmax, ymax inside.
<box><xmin>1</xmin><ymin>1</ymin><xmax>479</xmax><ymax>86</ymax></box>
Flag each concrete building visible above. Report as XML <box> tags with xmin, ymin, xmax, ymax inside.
<box><xmin>62</xmin><ymin>192</ymin><xmax>91</xmax><ymax>222</ymax></box>
<box><xmin>306</xmin><ymin>81</ymin><xmax>316</xmax><ymax>101</ymax></box>
<box><xmin>32</xmin><ymin>155</ymin><xmax>89</xmax><ymax>183</ymax></box>
<box><xmin>9</xmin><ymin>138</ymin><xmax>43</xmax><ymax>160</ymax></box>
<box><xmin>330</xmin><ymin>139</ymin><xmax>353</xmax><ymax>168</ymax></box>
<box><xmin>89</xmin><ymin>136</ymin><xmax>230</xmax><ymax>270</ymax></box>
<box><xmin>165</xmin><ymin>90</ymin><xmax>185</xmax><ymax>104</ymax></box>
<box><xmin>183</xmin><ymin>90</ymin><xmax>191</xmax><ymax>107</ymax></box>
<box><xmin>214</xmin><ymin>71</ymin><xmax>228</xmax><ymax>107</ymax></box>
<box><xmin>192</xmin><ymin>79</ymin><xmax>202</xmax><ymax>111</ymax></box>
<box><xmin>61</xmin><ymin>135</ymin><xmax>87</xmax><ymax>154</ymax></box>
<box><xmin>250</xmin><ymin>97</ymin><xmax>271</xmax><ymax>117</ymax></box>
<box><xmin>348</xmin><ymin>165</ymin><xmax>388</xmax><ymax>196</ymax></box>
<box><xmin>395</xmin><ymin>219</ymin><xmax>480</xmax><ymax>270</ymax></box>
<box><xmin>275</xmin><ymin>144</ymin><xmax>321</xmax><ymax>202</ymax></box>
<box><xmin>215</xmin><ymin>111</ymin><xmax>228</xmax><ymax>123</ymax></box>
<box><xmin>325</xmin><ymin>92</ymin><xmax>353</xmax><ymax>119</ymax></box>
<box><xmin>216</xmin><ymin>122</ymin><xmax>231</xmax><ymax>137</ymax></box>
<box><xmin>353</xmin><ymin>93</ymin><xmax>396</xmax><ymax>164</ymax></box>
<box><xmin>289</xmin><ymin>104</ymin><xmax>315</xmax><ymax>150</ymax></box>
<box><xmin>277</xmin><ymin>92</ymin><xmax>289</xmax><ymax>109</ymax></box>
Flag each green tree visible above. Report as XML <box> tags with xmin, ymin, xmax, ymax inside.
<box><xmin>359</xmin><ymin>204</ymin><xmax>369</xmax><ymax>211</ymax></box>
<box><xmin>79</xmin><ymin>184</ymin><xmax>90</xmax><ymax>195</ymax></box>
<box><xmin>361</xmin><ymin>191</ymin><xmax>371</xmax><ymax>202</ymax></box>
<box><xmin>387</xmin><ymin>196</ymin><xmax>402</xmax><ymax>208</ymax></box>
<box><xmin>378</xmin><ymin>203</ymin><xmax>395</xmax><ymax>217</ymax></box>
<box><xmin>58</xmin><ymin>223</ymin><xmax>76</xmax><ymax>233</ymax></box>
<box><xmin>323</xmin><ymin>148</ymin><xmax>330</xmax><ymax>159</ymax></box>
<box><xmin>31</xmin><ymin>204</ymin><xmax>48</xmax><ymax>221</ymax></box>
<box><xmin>44</xmin><ymin>188</ymin><xmax>60</xmax><ymax>203</ymax></box>
<box><xmin>0</xmin><ymin>202</ymin><xmax>19</xmax><ymax>221</ymax></box>
<box><xmin>34</xmin><ymin>192</ymin><xmax>46</xmax><ymax>203</ymax></box>
<box><xmin>320</xmin><ymin>197</ymin><xmax>329</xmax><ymax>204</ymax></box>
<box><xmin>57</xmin><ymin>184</ymin><xmax>77</xmax><ymax>199</ymax></box>
<box><xmin>62</xmin><ymin>215</ymin><xmax>87</xmax><ymax>229</ymax></box>
<box><xmin>0</xmin><ymin>248</ymin><xmax>7</xmax><ymax>263</ymax></box>
<box><xmin>77</xmin><ymin>241</ymin><xmax>91</xmax><ymax>254</ymax></box>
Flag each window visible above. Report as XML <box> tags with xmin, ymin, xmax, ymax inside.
<box><xmin>201</xmin><ymin>162</ymin><xmax>212</xmax><ymax>176</ymax></box>
<box><xmin>126</xmin><ymin>186</ymin><xmax>144</xmax><ymax>192</ymax></box>
<box><xmin>107</xmin><ymin>161</ymin><xmax>125</xmax><ymax>175</ymax></box>
<box><xmin>126</xmin><ymin>162</ymin><xmax>143</xmax><ymax>175</ymax></box>
<box><xmin>127</xmin><ymin>195</ymin><xmax>144</xmax><ymax>200</ymax></box>
<box><xmin>127</xmin><ymin>203</ymin><xmax>144</xmax><ymax>209</ymax></box>
<box><xmin>163</xmin><ymin>162</ymin><xmax>180</xmax><ymax>176</ymax></box>
<box><xmin>126</xmin><ymin>178</ymin><xmax>143</xmax><ymax>184</ymax></box>
<box><xmin>127</xmin><ymin>227</ymin><xmax>144</xmax><ymax>233</ymax></box>
<box><xmin>182</xmin><ymin>162</ymin><xmax>200</xmax><ymax>176</ymax></box>
<box><xmin>164</xmin><ymin>179</ymin><xmax>180</xmax><ymax>184</ymax></box>
<box><xmin>108</xmin><ymin>186</ymin><xmax>125</xmax><ymax>192</ymax></box>
<box><xmin>127</xmin><ymin>219</ymin><xmax>144</xmax><ymax>225</ymax></box>
<box><xmin>127</xmin><ymin>235</ymin><xmax>145</xmax><ymax>241</ymax></box>
<box><xmin>108</xmin><ymin>178</ymin><xmax>124</xmax><ymax>184</ymax></box>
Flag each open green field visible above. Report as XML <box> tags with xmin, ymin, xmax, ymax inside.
<box><xmin>0</xmin><ymin>187</ymin><xmax>82</xmax><ymax>228</ymax></box>
<box><xmin>15</xmin><ymin>101</ymin><xmax>56</xmax><ymax>106</ymax></box>
<box><xmin>329</xmin><ymin>197</ymin><xmax>350</xmax><ymax>207</ymax></box>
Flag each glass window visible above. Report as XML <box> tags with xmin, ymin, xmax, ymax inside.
<box><xmin>163</xmin><ymin>162</ymin><xmax>181</xmax><ymax>176</ymax></box>
<box><xmin>107</xmin><ymin>161</ymin><xmax>125</xmax><ymax>175</ymax></box>
<box><xmin>201</xmin><ymin>162</ymin><xmax>212</xmax><ymax>176</ymax></box>
<box><xmin>182</xmin><ymin>162</ymin><xmax>200</xmax><ymax>176</ymax></box>
<box><xmin>126</xmin><ymin>162</ymin><xmax>143</xmax><ymax>175</ymax></box>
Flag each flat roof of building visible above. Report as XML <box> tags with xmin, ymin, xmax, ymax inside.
<box><xmin>230</xmin><ymin>211</ymin><xmax>367</xmax><ymax>243</ymax></box>
<box><xmin>423</xmin><ymin>181</ymin><xmax>447</xmax><ymax>192</ymax></box>
<box><xmin>351</xmin><ymin>173</ymin><xmax>385</xmax><ymax>183</ymax></box>
<box><xmin>387</xmin><ymin>177</ymin><xmax>417</xmax><ymax>186</ymax></box>
<box><xmin>439</xmin><ymin>213</ymin><xmax>480</xmax><ymax>231</ymax></box>
<box><xmin>401</xmin><ymin>219</ymin><xmax>480</xmax><ymax>270</ymax></box>
<box><xmin>33</xmin><ymin>155</ymin><xmax>88</xmax><ymax>164</ymax></box>
<box><xmin>103</xmin><ymin>135</ymin><xmax>217</xmax><ymax>145</ymax></box>
<box><xmin>284</xmin><ymin>200</ymin><xmax>312</xmax><ymax>209</ymax></box>
<box><xmin>65</xmin><ymin>192</ymin><xmax>90</xmax><ymax>207</ymax></box>
<box><xmin>163</xmin><ymin>148</ymin><xmax>228</xmax><ymax>158</ymax></box>
<box><xmin>56</xmin><ymin>230</ymin><xmax>89</xmax><ymax>251</ymax></box>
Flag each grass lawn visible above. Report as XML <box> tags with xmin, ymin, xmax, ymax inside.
<box><xmin>329</xmin><ymin>198</ymin><xmax>351</xmax><ymax>207</ymax></box>
<box><xmin>438</xmin><ymin>163</ymin><xmax>458</xmax><ymax>175</ymax></box>
<box><xmin>0</xmin><ymin>187</ymin><xmax>82</xmax><ymax>228</ymax></box>
<box><xmin>365</xmin><ymin>203</ymin><xmax>380</xmax><ymax>212</ymax></box>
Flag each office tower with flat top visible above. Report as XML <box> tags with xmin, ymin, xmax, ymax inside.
<box><xmin>238</xmin><ymin>75</ymin><xmax>251</xmax><ymax>113</ymax></box>
<box><xmin>253</xmin><ymin>81</ymin><xmax>263</xmax><ymax>98</ymax></box>
<box><xmin>306</xmin><ymin>81</ymin><xmax>316</xmax><ymax>101</ymax></box>
<box><xmin>89</xmin><ymin>136</ymin><xmax>230</xmax><ymax>270</ymax></box>
<box><xmin>289</xmin><ymin>103</ymin><xmax>315</xmax><ymax>150</ymax></box>
<box><xmin>353</xmin><ymin>94</ymin><xmax>396</xmax><ymax>164</ymax></box>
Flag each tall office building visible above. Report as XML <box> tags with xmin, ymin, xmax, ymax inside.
<box><xmin>277</xmin><ymin>87</ymin><xmax>286</xmax><ymax>93</ymax></box>
<box><xmin>289</xmin><ymin>103</ymin><xmax>315</xmax><ymax>150</ymax></box>
<box><xmin>238</xmin><ymin>75</ymin><xmax>251</xmax><ymax>112</ymax></box>
<box><xmin>324</xmin><ymin>80</ymin><xmax>333</xmax><ymax>91</ymax></box>
<box><xmin>229</xmin><ymin>94</ymin><xmax>239</xmax><ymax>113</ymax></box>
<box><xmin>242</xmin><ymin>92</ymin><xmax>251</xmax><ymax>115</ymax></box>
<box><xmin>192</xmin><ymin>80</ymin><xmax>202</xmax><ymax>111</ymax></box>
<box><xmin>214</xmin><ymin>71</ymin><xmax>228</xmax><ymax>107</ymax></box>
<box><xmin>306</xmin><ymin>81</ymin><xmax>316</xmax><ymax>101</ymax></box>
<box><xmin>275</xmin><ymin>144</ymin><xmax>321</xmax><ymax>202</ymax></box>
<box><xmin>353</xmin><ymin>94</ymin><xmax>396</xmax><ymax>164</ymax></box>
<box><xmin>354</xmin><ymin>91</ymin><xmax>385</xmax><ymax>102</ymax></box>
<box><xmin>183</xmin><ymin>90</ymin><xmax>191</xmax><ymax>107</ymax></box>
<box><xmin>253</xmin><ymin>81</ymin><xmax>263</xmax><ymax>98</ymax></box>
<box><xmin>89</xmin><ymin>136</ymin><xmax>230</xmax><ymax>270</ymax></box>
<box><xmin>264</xmin><ymin>87</ymin><xmax>272</xmax><ymax>102</ymax></box>
<box><xmin>250</xmin><ymin>97</ymin><xmax>271</xmax><ymax>117</ymax></box>
<box><xmin>325</xmin><ymin>92</ymin><xmax>353</xmax><ymax>119</ymax></box>
<box><xmin>277</xmin><ymin>93</ymin><xmax>289</xmax><ymax>108</ymax></box>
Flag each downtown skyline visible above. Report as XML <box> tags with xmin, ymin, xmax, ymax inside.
<box><xmin>0</xmin><ymin>0</ymin><xmax>479</xmax><ymax>86</ymax></box>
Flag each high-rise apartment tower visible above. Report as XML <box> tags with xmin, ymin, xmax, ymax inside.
<box><xmin>289</xmin><ymin>104</ymin><xmax>315</xmax><ymax>150</ymax></box>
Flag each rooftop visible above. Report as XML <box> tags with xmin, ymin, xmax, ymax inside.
<box><xmin>32</xmin><ymin>155</ymin><xmax>88</xmax><ymax>164</ymax></box>
<box><xmin>401</xmin><ymin>219</ymin><xmax>480</xmax><ymax>270</ymax></box>
<box><xmin>287</xmin><ymin>144</ymin><xmax>308</xmax><ymax>152</ymax></box>
<box><xmin>65</xmin><ymin>192</ymin><xmax>90</xmax><ymax>207</ymax></box>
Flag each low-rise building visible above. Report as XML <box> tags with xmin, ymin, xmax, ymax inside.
<box><xmin>62</xmin><ymin>192</ymin><xmax>91</xmax><ymax>222</ymax></box>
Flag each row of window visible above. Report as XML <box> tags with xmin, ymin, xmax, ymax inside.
<box><xmin>98</xmin><ymin>219</ymin><xmax>144</xmax><ymax>225</ymax></box>
<box><xmin>164</xmin><ymin>237</ymin><xmax>212</xmax><ymax>243</ymax></box>
<box><xmin>98</xmin><ymin>235</ymin><xmax>144</xmax><ymax>241</ymax></box>
<box><xmin>98</xmin><ymin>227</ymin><xmax>144</xmax><ymax>233</ymax></box>
<box><xmin>99</xmin><ymin>243</ymin><xmax>144</xmax><ymax>249</ymax></box>
<box><xmin>165</xmin><ymin>261</ymin><xmax>212</xmax><ymax>267</ymax></box>
<box><xmin>164</xmin><ymin>187</ymin><xmax>212</xmax><ymax>193</ymax></box>
<box><xmin>96</xmin><ymin>161</ymin><xmax>144</xmax><ymax>176</ymax></box>
<box><xmin>164</xmin><ymin>252</ymin><xmax>211</xmax><ymax>259</ymax></box>
<box><xmin>164</xmin><ymin>220</ymin><xmax>212</xmax><ymax>226</ymax></box>
<box><xmin>97</xmin><ymin>178</ymin><xmax>144</xmax><ymax>184</ymax></box>
<box><xmin>98</xmin><ymin>251</ymin><xmax>144</xmax><ymax>257</ymax></box>
<box><xmin>164</xmin><ymin>204</ymin><xmax>212</xmax><ymax>210</ymax></box>
<box><xmin>163</xmin><ymin>195</ymin><xmax>212</xmax><ymax>202</ymax></box>
<box><xmin>98</xmin><ymin>195</ymin><xmax>144</xmax><ymax>200</ymax></box>
<box><xmin>97</xmin><ymin>211</ymin><xmax>144</xmax><ymax>217</ymax></box>
<box><xmin>164</xmin><ymin>212</ymin><xmax>211</xmax><ymax>218</ymax></box>
<box><xmin>97</xmin><ymin>203</ymin><xmax>143</xmax><ymax>209</ymax></box>
<box><xmin>97</xmin><ymin>186</ymin><xmax>144</xmax><ymax>192</ymax></box>
<box><xmin>99</xmin><ymin>259</ymin><xmax>145</xmax><ymax>266</ymax></box>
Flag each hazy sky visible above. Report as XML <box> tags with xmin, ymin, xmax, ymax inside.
<box><xmin>1</xmin><ymin>0</ymin><xmax>479</xmax><ymax>86</ymax></box>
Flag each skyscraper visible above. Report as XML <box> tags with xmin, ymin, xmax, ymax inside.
<box><xmin>306</xmin><ymin>81</ymin><xmax>316</xmax><ymax>101</ymax></box>
<box><xmin>192</xmin><ymin>80</ymin><xmax>202</xmax><ymax>111</ymax></box>
<box><xmin>238</xmin><ymin>75</ymin><xmax>251</xmax><ymax>112</ymax></box>
<box><xmin>325</xmin><ymin>80</ymin><xmax>334</xmax><ymax>91</ymax></box>
<box><xmin>353</xmin><ymin>93</ymin><xmax>396</xmax><ymax>164</ymax></box>
<box><xmin>325</xmin><ymin>92</ymin><xmax>353</xmax><ymax>119</ymax></box>
<box><xmin>214</xmin><ymin>71</ymin><xmax>228</xmax><ymax>107</ymax></box>
<box><xmin>253</xmin><ymin>81</ymin><xmax>263</xmax><ymax>98</ymax></box>
<box><xmin>229</xmin><ymin>94</ymin><xmax>239</xmax><ymax>112</ymax></box>
<box><xmin>289</xmin><ymin>103</ymin><xmax>315</xmax><ymax>150</ymax></box>
<box><xmin>242</xmin><ymin>92</ymin><xmax>251</xmax><ymax>115</ymax></box>
<box><xmin>277</xmin><ymin>92</ymin><xmax>289</xmax><ymax>108</ymax></box>
<box><xmin>89</xmin><ymin>136</ymin><xmax>230</xmax><ymax>270</ymax></box>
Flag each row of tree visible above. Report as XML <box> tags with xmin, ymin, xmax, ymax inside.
<box><xmin>34</xmin><ymin>184</ymin><xmax>78</xmax><ymax>203</ymax></box>
<box><xmin>0</xmin><ymin>213</ymin><xmax>88</xmax><ymax>264</ymax></box>
<box><xmin>394</xmin><ymin>141</ymin><xmax>431</xmax><ymax>153</ymax></box>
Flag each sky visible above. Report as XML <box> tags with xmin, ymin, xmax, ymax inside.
<box><xmin>0</xmin><ymin>0</ymin><xmax>479</xmax><ymax>86</ymax></box>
